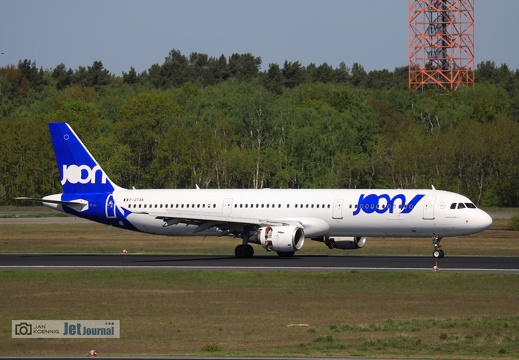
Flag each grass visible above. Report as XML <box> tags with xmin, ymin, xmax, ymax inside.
<box><xmin>0</xmin><ymin>270</ymin><xmax>518</xmax><ymax>358</ymax></box>
<box><xmin>1</xmin><ymin>208</ymin><xmax>518</xmax><ymax>358</ymax></box>
<box><xmin>0</xmin><ymin>221</ymin><xmax>518</xmax><ymax>257</ymax></box>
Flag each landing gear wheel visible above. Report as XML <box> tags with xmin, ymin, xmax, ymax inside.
<box><xmin>245</xmin><ymin>244</ymin><xmax>254</xmax><ymax>257</ymax></box>
<box><xmin>235</xmin><ymin>244</ymin><xmax>254</xmax><ymax>258</ymax></box>
<box><xmin>235</xmin><ymin>244</ymin><xmax>246</xmax><ymax>258</ymax></box>
<box><xmin>431</xmin><ymin>235</ymin><xmax>445</xmax><ymax>258</ymax></box>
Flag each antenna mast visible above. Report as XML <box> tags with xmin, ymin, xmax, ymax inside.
<box><xmin>408</xmin><ymin>0</ymin><xmax>475</xmax><ymax>91</ymax></box>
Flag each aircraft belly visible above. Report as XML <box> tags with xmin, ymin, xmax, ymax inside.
<box><xmin>333</xmin><ymin>215</ymin><xmax>440</xmax><ymax>237</ymax></box>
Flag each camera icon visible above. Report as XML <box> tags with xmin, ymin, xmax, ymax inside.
<box><xmin>15</xmin><ymin>322</ymin><xmax>32</xmax><ymax>336</ymax></box>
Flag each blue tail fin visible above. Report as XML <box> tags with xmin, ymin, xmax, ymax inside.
<box><xmin>49</xmin><ymin>123</ymin><xmax>122</xmax><ymax>194</ymax></box>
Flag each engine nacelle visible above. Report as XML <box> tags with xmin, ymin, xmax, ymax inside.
<box><xmin>313</xmin><ymin>236</ymin><xmax>367</xmax><ymax>250</ymax></box>
<box><xmin>260</xmin><ymin>226</ymin><xmax>305</xmax><ymax>253</ymax></box>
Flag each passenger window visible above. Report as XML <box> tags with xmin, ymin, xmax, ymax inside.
<box><xmin>457</xmin><ymin>203</ymin><xmax>466</xmax><ymax>209</ymax></box>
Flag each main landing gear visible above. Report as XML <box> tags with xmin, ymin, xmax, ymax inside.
<box><xmin>432</xmin><ymin>235</ymin><xmax>445</xmax><ymax>258</ymax></box>
<box><xmin>234</xmin><ymin>244</ymin><xmax>254</xmax><ymax>258</ymax></box>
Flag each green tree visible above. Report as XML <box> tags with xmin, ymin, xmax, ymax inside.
<box><xmin>52</xmin><ymin>63</ymin><xmax>73</xmax><ymax>90</ymax></box>
<box><xmin>282</xmin><ymin>61</ymin><xmax>305</xmax><ymax>89</ymax></box>
<box><xmin>113</xmin><ymin>91</ymin><xmax>179</xmax><ymax>187</ymax></box>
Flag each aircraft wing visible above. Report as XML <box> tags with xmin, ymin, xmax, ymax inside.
<box><xmin>135</xmin><ymin>210</ymin><xmax>301</xmax><ymax>235</ymax></box>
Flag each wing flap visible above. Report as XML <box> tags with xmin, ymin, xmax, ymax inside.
<box><xmin>135</xmin><ymin>210</ymin><xmax>302</xmax><ymax>235</ymax></box>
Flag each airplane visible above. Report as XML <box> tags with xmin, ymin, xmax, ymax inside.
<box><xmin>17</xmin><ymin>122</ymin><xmax>493</xmax><ymax>258</ymax></box>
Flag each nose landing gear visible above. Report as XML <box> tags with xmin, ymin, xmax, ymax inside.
<box><xmin>432</xmin><ymin>235</ymin><xmax>445</xmax><ymax>258</ymax></box>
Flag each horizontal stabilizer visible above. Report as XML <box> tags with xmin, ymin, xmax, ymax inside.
<box><xmin>15</xmin><ymin>197</ymin><xmax>89</xmax><ymax>212</ymax></box>
<box><xmin>15</xmin><ymin>197</ymin><xmax>84</xmax><ymax>206</ymax></box>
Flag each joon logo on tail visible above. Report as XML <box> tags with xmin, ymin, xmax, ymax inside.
<box><xmin>353</xmin><ymin>193</ymin><xmax>424</xmax><ymax>216</ymax></box>
<box><xmin>61</xmin><ymin>164</ymin><xmax>107</xmax><ymax>185</ymax></box>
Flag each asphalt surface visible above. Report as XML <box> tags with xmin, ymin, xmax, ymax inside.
<box><xmin>1</xmin><ymin>253</ymin><xmax>518</xmax><ymax>273</ymax></box>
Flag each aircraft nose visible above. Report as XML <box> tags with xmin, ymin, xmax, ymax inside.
<box><xmin>478</xmin><ymin>210</ymin><xmax>493</xmax><ymax>230</ymax></box>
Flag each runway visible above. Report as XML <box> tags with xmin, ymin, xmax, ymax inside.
<box><xmin>1</xmin><ymin>254</ymin><xmax>518</xmax><ymax>273</ymax></box>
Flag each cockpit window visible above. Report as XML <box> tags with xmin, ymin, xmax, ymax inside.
<box><xmin>451</xmin><ymin>202</ymin><xmax>477</xmax><ymax>210</ymax></box>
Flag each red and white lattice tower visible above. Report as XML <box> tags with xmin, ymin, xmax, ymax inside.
<box><xmin>408</xmin><ymin>0</ymin><xmax>475</xmax><ymax>91</ymax></box>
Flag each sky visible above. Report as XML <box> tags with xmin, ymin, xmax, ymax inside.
<box><xmin>1</xmin><ymin>0</ymin><xmax>518</xmax><ymax>75</ymax></box>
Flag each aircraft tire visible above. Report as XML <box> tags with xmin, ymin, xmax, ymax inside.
<box><xmin>245</xmin><ymin>244</ymin><xmax>254</xmax><ymax>257</ymax></box>
<box><xmin>235</xmin><ymin>245</ymin><xmax>247</xmax><ymax>258</ymax></box>
<box><xmin>235</xmin><ymin>244</ymin><xmax>254</xmax><ymax>258</ymax></box>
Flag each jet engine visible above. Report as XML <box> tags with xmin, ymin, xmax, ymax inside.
<box><xmin>259</xmin><ymin>225</ymin><xmax>305</xmax><ymax>253</ymax></box>
<box><xmin>312</xmin><ymin>236</ymin><xmax>367</xmax><ymax>250</ymax></box>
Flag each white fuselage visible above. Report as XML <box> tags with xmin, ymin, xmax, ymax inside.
<box><xmin>106</xmin><ymin>188</ymin><xmax>492</xmax><ymax>238</ymax></box>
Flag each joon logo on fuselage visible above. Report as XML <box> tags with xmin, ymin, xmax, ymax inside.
<box><xmin>353</xmin><ymin>193</ymin><xmax>425</xmax><ymax>216</ymax></box>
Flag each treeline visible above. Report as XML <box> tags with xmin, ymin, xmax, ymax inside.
<box><xmin>1</xmin><ymin>50</ymin><xmax>519</xmax><ymax>206</ymax></box>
